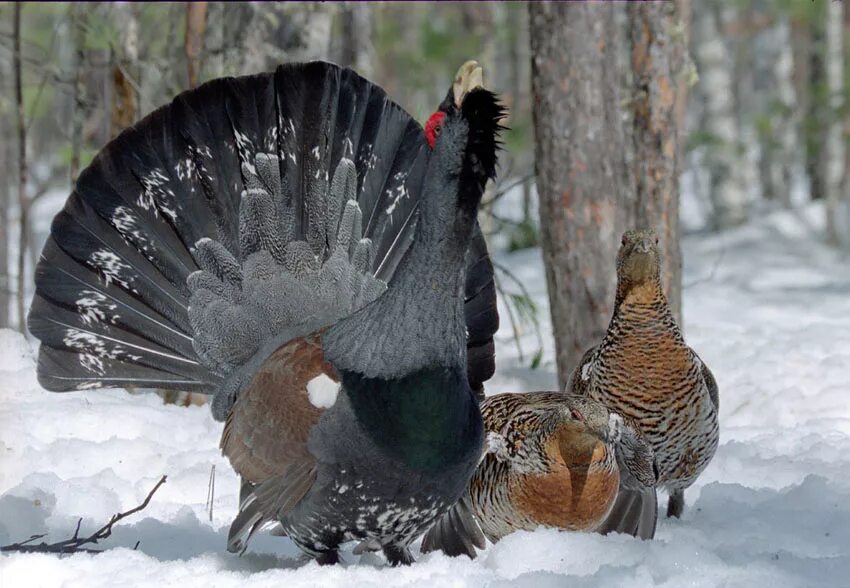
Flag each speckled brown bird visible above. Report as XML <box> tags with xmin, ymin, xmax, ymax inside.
<box><xmin>420</xmin><ymin>392</ymin><xmax>657</xmax><ymax>558</ymax></box>
<box><xmin>567</xmin><ymin>229</ymin><xmax>720</xmax><ymax>538</ymax></box>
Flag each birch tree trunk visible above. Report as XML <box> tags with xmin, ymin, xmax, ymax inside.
<box><xmin>14</xmin><ymin>2</ymin><xmax>28</xmax><ymax>332</ymax></box>
<box><xmin>0</xmin><ymin>107</ymin><xmax>9</xmax><ymax>328</ymax></box>
<box><xmin>691</xmin><ymin>1</ymin><xmax>748</xmax><ymax>228</ymax></box>
<box><xmin>825</xmin><ymin>0</ymin><xmax>847</xmax><ymax>247</ymax></box>
<box><xmin>70</xmin><ymin>3</ymin><xmax>85</xmax><ymax>186</ymax></box>
<box><xmin>753</xmin><ymin>13</ymin><xmax>798</xmax><ymax>207</ymax></box>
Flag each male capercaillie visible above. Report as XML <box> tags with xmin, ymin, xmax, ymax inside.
<box><xmin>28</xmin><ymin>60</ymin><xmax>503</xmax><ymax>565</ymax></box>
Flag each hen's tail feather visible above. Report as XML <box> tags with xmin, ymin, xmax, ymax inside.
<box><xmin>29</xmin><ymin>61</ymin><xmax>496</xmax><ymax>412</ymax></box>
<box><xmin>420</xmin><ymin>492</ymin><xmax>485</xmax><ymax>559</ymax></box>
<box><xmin>597</xmin><ymin>487</ymin><xmax>657</xmax><ymax>540</ymax></box>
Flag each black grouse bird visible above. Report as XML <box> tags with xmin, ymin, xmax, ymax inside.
<box><xmin>28</xmin><ymin>60</ymin><xmax>504</xmax><ymax>565</ymax></box>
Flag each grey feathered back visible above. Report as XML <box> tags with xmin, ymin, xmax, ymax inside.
<box><xmin>190</xmin><ymin>155</ymin><xmax>388</xmax><ymax>418</ymax></box>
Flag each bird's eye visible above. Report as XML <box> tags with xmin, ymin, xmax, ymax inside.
<box><xmin>434</xmin><ymin>125</ymin><xmax>441</xmax><ymax>136</ymax></box>
<box><xmin>654</xmin><ymin>236</ymin><xmax>659</xmax><ymax>245</ymax></box>
<box><xmin>621</xmin><ymin>235</ymin><xmax>628</xmax><ymax>246</ymax></box>
<box><xmin>570</xmin><ymin>408</ymin><xmax>584</xmax><ymax>421</ymax></box>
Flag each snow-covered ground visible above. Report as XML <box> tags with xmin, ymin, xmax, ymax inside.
<box><xmin>2</xmin><ymin>204</ymin><xmax>850</xmax><ymax>587</ymax></box>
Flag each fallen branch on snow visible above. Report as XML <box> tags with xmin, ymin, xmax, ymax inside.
<box><xmin>0</xmin><ymin>475</ymin><xmax>167</xmax><ymax>555</ymax></box>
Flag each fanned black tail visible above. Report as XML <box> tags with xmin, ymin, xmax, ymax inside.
<box><xmin>29</xmin><ymin>61</ymin><xmax>498</xmax><ymax>415</ymax></box>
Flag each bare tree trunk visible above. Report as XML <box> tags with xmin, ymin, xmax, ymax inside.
<box><xmin>754</xmin><ymin>15</ymin><xmax>797</xmax><ymax>207</ymax></box>
<box><xmin>825</xmin><ymin>0</ymin><xmax>846</xmax><ymax>246</ymax></box>
<box><xmin>530</xmin><ymin>3</ymin><xmax>632</xmax><ymax>387</ymax></box>
<box><xmin>841</xmin><ymin>6</ymin><xmax>850</xmax><ymax>250</ymax></box>
<box><xmin>691</xmin><ymin>1</ymin><xmax>749</xmax><ymax>228</ymax></box>
<box><xmin>111</xmin><ymin>2</ymin><xmax>139</xmax><ymax>138</ymax></box>
<box><xmin>0</xmin><ymin>109</ymin><xmax>9</xmax><ymax>328</ymax></box>
<box><xmin>70</xmin><ymin>3</ymin><xmax>86</xmax><ymax>186</ymax></box>
<box><xmin>185</xmin><ymin>2</ymin><xmax>208</xmax><ymax>89</ymax></box>
<box><xmin>530</xmin><ymin>2</ymin><xmax>688</xmax><ymax>388</ymax></box>
<box><xmin>14</xmin><ymin>2</ymin><xmax>28</xmax><ymax>333</ymax></box>
<box><xmin>807</xmin><ymin>5</ymin><xmax>827</xmax><ymax>201</ymax></box>
<box><xmin>628</xmin><ymin>1</ymin><xmax>686</xmax><ymax>323</ymax></box>
<box><xmin>337</xmin><ymin>4</ymin><xmax>375</xmax><ymax>78</ymax></box>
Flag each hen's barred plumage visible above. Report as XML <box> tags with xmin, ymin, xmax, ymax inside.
<box><xmin>28</xmin><ymin>61</ymin><xmax>504</xmax><ymax>565</ymax></box>
<box><xmin>567</xmin><ymin>229</ymin><xmax>720</xmax><ymax>537</ymax></box>
<box><xmin>421</xmin><ymin>392</ymin><xmax>657</xmax><ymax>558</ymax></box>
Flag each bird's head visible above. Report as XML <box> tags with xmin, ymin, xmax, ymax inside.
<box><xmin>615</xmin><ymin>229</ymin><xmax>663</xmax><ymax>303</ymax></box>
<box><xmin>556</xmin><ymin>397</ymin><xmax>658</xmax><ymax>490</ymax></box>
<box><xmin>424</xmin><ymin>60</ymin><xmax>484</xmax><ymax>149</ymax></box>
<box><xmin>550</xmin><ymin>396</ymin><xmax>615</xmax><ymax>472</ymax></box>
<box><xmin>423</xmin><ymin>61</ymin><xmax>504</xmax><ymax>218</ymax></box>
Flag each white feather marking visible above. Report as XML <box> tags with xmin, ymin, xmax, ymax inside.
<box><xmin>581</xmin><ymin>360</ymin><xmax>593</xmax><ymax>381</ymax></box>
<box><xmin>306</xmin><ymin>373</ymin><xmax>340</xmax><ymax>409</ymax></box>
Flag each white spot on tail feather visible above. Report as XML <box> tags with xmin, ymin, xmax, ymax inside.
<box><xmin>306</xmin><ymin>373</ymin><xmax>340</xmax><ymax>409</ymax></box>
<box><xmin>89</xmin><ymin>250</ymin><xmax>135</xmax><ymax>292</ymax></box>
<box><xmin>76</xmin><ymin>290</ymin><xmax>118</xmax><ymax>326</ymax></box>
<box><xmin>63</xmin><ymin>329</ymin><xmax>142</xmax><ymax>376</ymax></box>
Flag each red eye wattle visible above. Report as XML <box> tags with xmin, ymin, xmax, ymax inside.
<box><xmin>425</xmin><ymin>111</ymin><xmax>446</xmax><ymax>149</ymax></box>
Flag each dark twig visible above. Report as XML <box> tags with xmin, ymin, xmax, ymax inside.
<box><xmin>492</xmin><ymin>260</ymin><xmax>546</xmax><ymax>367</ymax></box>
<box><xmin>493</xmin><ymin>269</ymin><xmax>524</xmax><ymax>363</ymax></box>
<box><xmin>205</xmin><ymin>464</ymin><xmax>216</xmax><ymax>522</ymax></box>
<box><xmin>0</xmin><ymin>475</ymin><xmax>167</xmax><ymax>555</ymax></box>
<box><xmin>479</xmin><ymin>172</ymin><xmax>534</xmax><ymax>211</ymax></box>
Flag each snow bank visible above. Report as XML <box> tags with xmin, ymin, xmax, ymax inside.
<box><xmin>2</xmin><ymin>204</ymin><xmax>850</xmax><ymax>587</ymax></box>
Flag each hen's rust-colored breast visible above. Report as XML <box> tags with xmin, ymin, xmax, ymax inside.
<box><xmin>509</xmin><ymin>425</ymin><xmax>619</xmax><ymax>532</ymax></box>
<box><xmin>220</xmin><ymin>334</ymin><xmax>336</xmax><ymax>484</ymax></box>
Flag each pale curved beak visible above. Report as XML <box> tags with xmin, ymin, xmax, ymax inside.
<box><xmin>453</xmin><ymin>60</ymin><xmax>484</xmax><ymax>108</ymax></box>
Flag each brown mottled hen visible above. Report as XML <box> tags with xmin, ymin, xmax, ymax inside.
<box><xmin>567</xmin><ymin>229</ymin><xmax>720</xmax><ymax>538</ymax></box>
<box><xmin>420</xmin><ymin>392</ymin><xmax>657</xmax><ymax>558</ymax></box>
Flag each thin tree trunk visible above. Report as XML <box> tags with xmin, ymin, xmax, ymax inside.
<box><xmin>70</xmin><ymin>3</ymin><xmax>85</xmax><ymax>186</ymax></box>
<box><xmin>339</xmin><ymin>5</ymin><xmax>356</xmax><ymax>69</ymax></box>
<box><xmin>841</xmin><ymin>5</ymin><xmax>850</xmax><ymax>250</ymax></box>
<box><xmin>530</xmin><ymin>3</ymin><xmax>633</xmax><ymax>387</ymax></box>
<box><xmin>185</xmin><ymin>2</ymin><xmax>208</xmax><ymax>89</ymax></box>
<box><xmin>691</xmin><ymin>1</ymin><xmax>749</xmax><ymax>228</ymax></box>
<box><xmin>0</xmin><ymin>107</ymin><xmax>9</xmax><ymax>328</ymax></box>
<box><xmin>825</xmin><ymin>0</ymin><xmax>846</xmax><ymax>246</ymax></box>
<box><xmin>755</xmin><ymin>16</ymin><xmax>797</xmax><ymax>207</ymax></box>
<box><xmin>14</xmin><ymin>2</ymin><xmax>28</xmax><ymax>333</ymax></box>
<box><xmin>111</xmin><ymin>2</ymin><xmax>139</xmax><ymax>138</ymax></box>
<box><xmin>628</xmin><ymin>1</ymin><xmax>686</xmax><ymax>323</ymax></box>
<box><xmin>807</xmin><ymin>5</ymin><xmax>827</xmax><ymax>201</ymax></box>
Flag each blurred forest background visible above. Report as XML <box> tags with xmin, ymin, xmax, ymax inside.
<box><xmin>1</xmin><ymin>1</ymin><xmax>849</xmax><ymax>387</ymax></box>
